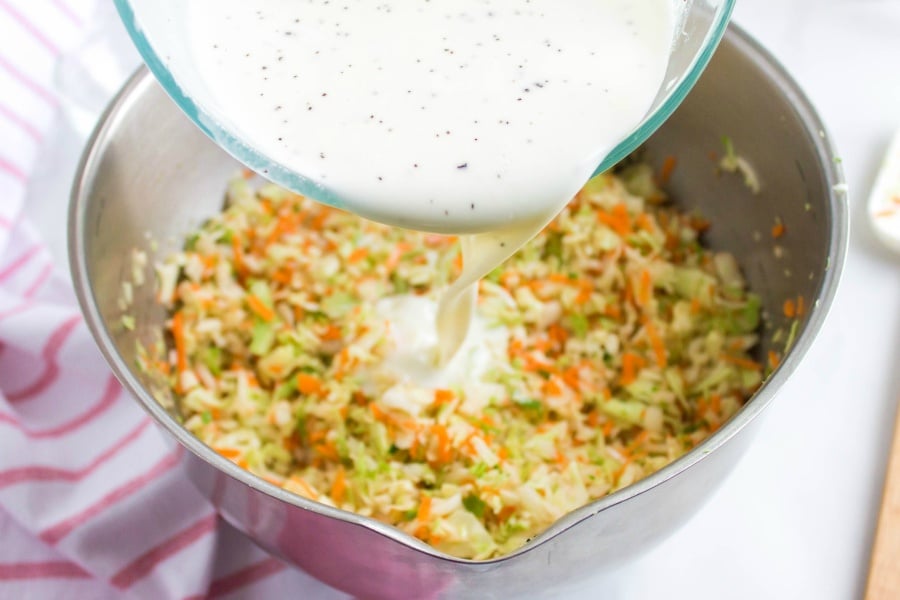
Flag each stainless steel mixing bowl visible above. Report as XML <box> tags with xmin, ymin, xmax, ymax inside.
<box><xmin>69</xmin><ymin>25</ymin><xmax>847</xmax><ymax>600</ymax></box>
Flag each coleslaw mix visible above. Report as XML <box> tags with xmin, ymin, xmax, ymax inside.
<box><xmin>150</xmin><ymin>165</ymin><xmax>764</xmax><ymax>559</ymax></box>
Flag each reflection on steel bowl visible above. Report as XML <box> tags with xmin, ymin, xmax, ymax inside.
<box><xmin>69</xmin><ymin>25</ymin><xmax>846</xmax><ymax>600</ymax></box>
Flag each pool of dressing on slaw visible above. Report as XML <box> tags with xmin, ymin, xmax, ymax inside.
<box><xmin>187</xmin><ymin>0</ymin><xmax>676</xmax><ymax>383</ymax></box>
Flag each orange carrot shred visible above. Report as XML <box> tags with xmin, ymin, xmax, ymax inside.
<box><xmin>432</xmin><ymin>425</ymin><xmax>452</xmax><ymax>463</ymax></box>
<box><xmin>433</xmin><ymin>389</ymin><xmax>455</xmax><ymax>405</ymax></box>
<box><xmin>331</xmin><ymin>466</ymin><xmax>347</xmax><ymax>504</ymax></box>
<box><xmin>635</xmin><ymin>213</ymin><xmax>654</xmax><ymax>233</ymax></box>
<box><xmin>783</xmin><ymin>298</ymin><xmax>797</xmax><ymax>318</ymax></box>
<box><xmin>215</xmin><ymin>447</ymin><xmax>241</xmax><ymax>459</ymax></box>
<box><xmin>659</xmin><ymin>156</ymin><xmax>677</xmax><ymax>184</ymax></box>
<box><xmin>690</xmin><ymin>297</ymin><xmax>702</xmax><ymax>315</ymax></box>
<box><xmin>644</xmin><ymin>319</ymin><xmax>667</xmax><ymax>368</ymax></box>
<box><xmin>231</xmin><ymin>234</ymin><xmax>247</xmax><ymax>278</ymax></box>
<box><xmin>321</xmin><ymin>324</ymin><xmax>342</xmax><ymax>341</ymax></box>
<box><xmin>246</xmin><ymin>294</ymin><xmax>275</xmax><ymax>322</ymax></box>
<box><xmin>639</xmin><ymin>269</ymin><xmax>652</xmax><ymax>307</ymax></box>
<box><xmin>297</xmin><ymin>373</ymin><xmax>323</xmax><ymax>395</ymax></box>
<box><xmin>543</xmin><ymin>377</ymin><xmax>564</xmax><ymax>397</ymax></box>
<box><xmin>796</xmin><ymin>295</ymin><xmax>806</xmax><ymax>317</ymax></box>
<box><xmin>771</xmin><ymin>221</ymin><xmax>786</xmax><ymax>239</ymax></box>
<box><xmin>721</xmin><ymin>354</ymin><xmax>763</xmax><ymax>371</ymax></box>
<box><xmin>418</xmin><ymin>495</ymin><xmax>432</xmax><ymax>523</ymax></box>
<box><xmin>597</xmin><ymin>203</ymin><xmax>631</xmax><ymax>237</ymax></box>
<box><xmin>347</xmin><ymin>247</ymin><xmax>369</xmax><ymax>264</ymax></box>
<box><xmin>621</xmin><ymin>352</ymin><xmax>644</xmax><ymax>385</ymax></box>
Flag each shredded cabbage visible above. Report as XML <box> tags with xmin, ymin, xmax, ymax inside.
<box><xmin>153</xmin><ymin>166</ymin><xmax>765</xmax><ymax>559</ymax></box>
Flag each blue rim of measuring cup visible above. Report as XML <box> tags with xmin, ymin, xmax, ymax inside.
<box><xmin>113</xmin><ymin>0</ymin><xmax>735</xmax><ymax>210</ymax></box>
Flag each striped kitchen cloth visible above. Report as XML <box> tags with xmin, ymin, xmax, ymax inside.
<box><xmin>0</xmin><ymin>1</ymin><xmax>342</xmax><ymax>598</ymax></box>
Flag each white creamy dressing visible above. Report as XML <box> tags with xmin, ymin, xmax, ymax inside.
<box><xmin>373</xmin><ymin>295</ymin><xmax>509</xmax><ymax>390</ymax></box>
<box><xmin>182</xmin><ymin>0</ymin><xmax>677</xmax><ymax>378</ymax></box>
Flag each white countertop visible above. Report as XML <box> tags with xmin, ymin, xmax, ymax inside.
<box><xmin>23</xmin><ymin>1</ymin><xmax>900</xmax><ymax>598</ymax></box>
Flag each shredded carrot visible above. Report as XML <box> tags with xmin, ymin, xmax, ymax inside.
<box><xmin>635</xmin><ymin>213</ymin><xmax>654</xmax><ymax>233</ymax></box>
<box><xmin>658</xmin><ymin>156</ymin><xmax>677</xmax><ymax>185</ymax></box>
<box><xmin>266</xmin><ymin>212</ymin><xmax>297</xmax><ymax>245</ymax></box>
<box><xmin>690</xmin><ymin>297</ymin><xmax>702</xmax><ymax>315</ymax></box>
<box><xmin>497</xmin><ymin>505</ymin><xmax>516</xmax><ymax>522</ymax></box>
<box><xmin>620</xmin><ymin>352</ymin><xmax>644</xmax><ymax>385</ymax></box>
<box><xmin>603</xmin><ymin>304</ymin><xmax>622</xmax><ymax>319</ymax></box>
<box><xmin>721</xmin><ymin>354</ymin><xmax>763</xmax><ymax>371</ymax></box>
<box><xmin>710</xmin><ymin>394</ymin><xmax>722</xmax><ymax>414</ymax></box>
<box><xmin>215</xmin><ymin>447</ymin><xmax>241</xmax><ymax>459</ymax></box>
<box><xmin>453</xmin><ymin>250</ymin><xmax>464</xmax><ymax>272</ymax></box>
<box><xmin>597</xmin><ymin>203</ymin><xmax>631</xmax><ymax>237</ymax></box>
<box><xmin>246</xmin><ymin>294</ymin><xmax>275</xmax><ymax>322</ymax></box>
<box><xmin>297</xmin><ymin>373</ymin><xmax>323</xmax><ymax>395</ymax></box>
<box><xmin>261</xmin><ymin>474</ymin><xmax>284</xmax><ymax>487</ymax></box>
<box><xmin>630</xmin><ymin>430</ymin><xmax>650</xmax><ymax>450</ymax></box>
<box><xmin>548</xmin><ymin>323</ymin><xmax>569</xmax><ymax>346</ymax></box>
<box><xmin>432</xmin><ymin>425</ymin><xmax>452</xmax><ymax>463</ymax></box>
<box><xmin>321</xmin><ymin>324</ymin><xmax>343</xmax><ymax>341</ymax></box>
<box><xmin>543</xmin><ymin>377</ymin><xmax>564</xmax><ymax>397</ymax></box>
<box><xmin>689</xmin><ymin>216</ymin><xmax>710</xmax><ymax>233</ymax></box>
<box><xmin>613</xmin><ymin>458</ymin><xmax>632</xmax><ymax>482</ymax></box>
<box><xmin>639</xmin><ymin>269</ymin><xmax>652</xmax><ymax>307</ymax></box>
<box><xmin>271</xmin><ymin>268</ymin><xmax>293</xmax><ymax>285</ymax></box>
<box><xmin>385</xmin><ymin>242</ymin><xmax>413</xmax><ymax>271</ymax></box>
<box><xmin>497</xmin><ymin>271</ymin><xmax>516</xmax><ymax>289</ymax></box>
<box><xmin>370</xmin><ymin>403</ymin><xmax>390</xmax><ymax>423</ymax></box>
<box><xmin>309</xmin><ymin>209</ymin><xmax>330</xmax><ymax>230</ymax></box>
<box><xmin>347</xmin><ymin>247</ymin><xmax>369</xmax><ymax>264</ymax></box>
<box><xmin>433</xmin><ymin>389</ymin><xmax>455</xmax><ymax>405</ymax></box>
<box><xmin>575</xmin><ymin>280</ymin><xmax>592</xmax><ymax>304</ymax></box>
<box><xmin>231</xmin><ymin>234</ymin><xmax>247</xmax><ymax>278</ymax></box>
<box><xmin>314</xmin><ymin>442</ymin><xmax>339</xmax><ymax>460</ymax></box>
<box><xmin>771</xmin><ymin>220</ymin><xmax>786</xmax><ymax>239</ymax></box>
<box><xmin>783</xmin><ymin>298</ymin><xmax>797</xmax><ymax>318</ymax></box>
<box><xmin>768</xmin><ymin>350</ymin><xmax>781</xmax><ymax>369</ymax></box>
<box><xmin>259</xmin><ymin>198</ymin><xmax>275</xmax><ymax>216</ymax></box>
<box><xmin>562</xmin><ymin>365</ymin><xmax>581</xmax><ymax>390</ymax></box>
<box><xmin>417</xmin><ymin>495</ymin><xmax>432</xmax><ymax>523</ymax></box>
<box><xmin>644</xmin><ymin>319</ymin><xmax>667</xmax><ymax>368</ymax></box>
<box><xmin>796</xmin><ymin>295</ymin><xmax>806</xmax><ymax>317</ymax></box>
<box><xmin>554</xmin><ymin>449</ymin><xmax>570</xmax><ymax>467</ymax></box>
<box><xmin>293</xmin><ymin>305</ymin><xmax>305</xmax><ymax>322</ymax></box>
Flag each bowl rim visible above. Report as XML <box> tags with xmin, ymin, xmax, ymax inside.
<box><xmin>68</xmin><ymin>23</ymin><xmax>849</xmax><ymax>566</ymax></box>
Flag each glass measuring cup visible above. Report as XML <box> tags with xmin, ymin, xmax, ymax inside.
<box><xmin>113</xmin><ymin>0</ymin><xmax>735</xmax><ymax>227</ymax></box>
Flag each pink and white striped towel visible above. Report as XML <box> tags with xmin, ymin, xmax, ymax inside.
<box><xmin>0</xmin><ymin>2</ymin><xmax>344</xmax><ymax>598</ymax></box>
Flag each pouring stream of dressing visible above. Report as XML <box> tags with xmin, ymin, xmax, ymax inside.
<box><xmin>180</xmin><ymin>0</ymin><xmax>677</xmax><ymax>368</ymax></box>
